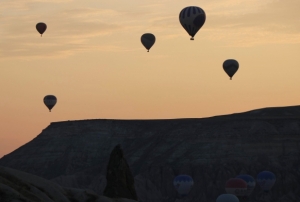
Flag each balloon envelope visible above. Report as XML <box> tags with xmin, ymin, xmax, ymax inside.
<box><xmin>173</xmin><ymin>175</ymin><xmax>194</xmax><ymax>197</ymax></box>
<box><xmin>236</xmin><ymin>175</ymin><xmax>256</xmax><ymax>196</ymax></box>
<box><xmin>257</xmin><ymin>171</ymin><xmax>276</xmax><ymax>192</ymax></box>
<box><xmin>216</xmin><ymin>194</ymin><xmax>239</xmax><ymax>202</ymax></box>
<box><xmin>43</xmin><ymin>95</ymin><xmax>57</xmax><ymax>112</ymax></box>
<box><xmin>223</xmin><ymin>59</ymin><xmax>239</xmax><ymax>80</ymax></box>
<box><xmin>141</xmin><ymin>33</ymin><xmax>155</xmax><ymax>52</ymax></box>
<box><xmin>179</xmin><ymin>6</ymin><xmax>206</xmax><ymax>40</ymax></box>
<box><xmin>36</xmin><ymin>22</ymin><xmax>47</xmax><ymax>36</ymax></box>
<box><xmin>225</xmin><ymin>178</ymin><xmax>247</xmax><ymax>196</ymax></box>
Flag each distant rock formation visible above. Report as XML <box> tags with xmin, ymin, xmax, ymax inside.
<box><xmin>1</xmin><ymin>105</ymin><xmax>300</xmax><ymax>201</ymax></box>
<box><xmin>103</xmin><ymin>144</ymin><xmax>138</xmax><ymax>201</ymax></box>
<box><xmin>0</xmin><ymin>166</ymin><xmax>137</xmax><ymax>202</ymax></box>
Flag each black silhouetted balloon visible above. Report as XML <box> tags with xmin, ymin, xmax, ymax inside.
<box><xmin>141</xmin><ymin>33</ymin><xmax>155</xmax><ymax>52</ymax></box>
<box><xmin>43</xmin><ymin>95</ymin><xmax>57</xmax><ymax>112</ymax></box>
<box><xmin>223</xmin><ymin>59</ymin><xmax>239</xmax><ymax>80</ymax></box>
<box><xmin>36</xmin><ymin>22</ymin><xmax>47</xmax><ymax>37</ymax></box>
<box><xmin>179</xmin><ymin>6</ymin><xmax>206</xmax><ymax>40</ymax></box>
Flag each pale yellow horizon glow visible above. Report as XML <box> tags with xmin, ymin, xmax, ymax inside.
<box><xmin>0</xmin><ymin>0</ymin><xmax>300</xmax><ymax>157</ymax></box>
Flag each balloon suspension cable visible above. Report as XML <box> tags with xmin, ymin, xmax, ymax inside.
<box><xmin>230</xmin><ymin>77</ymin><xmax>232</xmax><ymax>80</ymax></box>
<box><xmin>41</xmin><ymin>34</ymin><xmax>42</xmax><ymax>37</ymax></box>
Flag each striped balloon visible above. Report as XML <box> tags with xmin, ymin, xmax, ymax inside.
<box><xmin>179</xmin><ymin>6</ymin><xmax>206</xmax><ymax>40</ymax></box>
<box><xmin>225</xmin><ymin>178</ymin><xmax>247</xmax><ymax>196</ymax></box>
<box><xmin>173</xmin><ymin>175</ymin><xmax>194</xmax><ymax>197</ymax></box>
<box><xmin>236</xmin><ymin>174</ymin><xmax>256</xmax><ymax>196</ymax></box>
<box><xmin>216</xmin><ymin>194</ymin><xmax>240</xmax><ymax>202</ymax></box>
<box><xmin>257</xmin><ymin>171</ymin><xmax>276</xmax><ymax>192</ymax></box>
<box><xmin>43</xmin><ymin>95</ymin><xmax>57</xmax><ymax>112</ymax></box>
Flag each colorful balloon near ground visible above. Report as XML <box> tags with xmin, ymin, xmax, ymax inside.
<box><xmin>257</xmin><ymin>171</ymin><xmax>276</xmax><ymax>192</ymax></box>
<box><xmin>173</xmin><ymin>175</ymin><xmax>194</xmax><ymax>197</ymax></box>
<box><xmin>179</xmin><ymin>6</ymin><xmax>206</xmax><ymax>40</ymax></box>
<box><xmin>236</xmin><ymin>174</ymin><xmax>256</xmax><ymax>196</ymax></box>
<box><xmin>225</xmin><ymin>178</ymin><xmax>247</xmax><ymax>196</ymax></box>
<box><xmin>216</xmin><ymin>194</ymin><xmax>240</xmax><ymax>202</ymax></box>
<box><xmin>43</xmin><ymin>95</ymin><xmax>57</xmax><ymax>112</ymax></box>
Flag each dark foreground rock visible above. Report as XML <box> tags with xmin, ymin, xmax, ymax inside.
<box><xmin>104</xmin><ymin>144</ymin><xmax>138</xmax><ymax>200</ymax></box>
<box><xmin>0</xmin><ymin>166</ymin><xmax>137</xmax><ymax>202</ymax></box>
<box><xmin>1</xmin><ymin>105</ymin><xmax>300</xmax><ymax>201</ymax></box>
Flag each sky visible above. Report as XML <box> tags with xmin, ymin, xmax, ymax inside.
<box><xmin>0</xmin><ymin>0</ymin><xmax>300</xmax><ymax>157</ymax></box>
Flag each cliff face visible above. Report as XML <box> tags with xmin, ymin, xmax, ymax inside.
<box><xmin>103</xmin><ymin>144</ymin><xmax>138</xmax><ymax>200</ymax></box>
<box><xmin>0</xmin><ymin>166</ymin><xmax>137</xmax><ymax>202</ymax></box>
<box><xmin>1</xmin><ymin>106</ymin><xmax>300</xmax><ymax>202</ymax></box>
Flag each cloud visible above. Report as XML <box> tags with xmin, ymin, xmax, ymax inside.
<box><xmin>201</xmin><ymin>0</ymin><xmax>300</xmax><ymax>46</ymax></box>
<box><xmin>0</xmin><ymin>38</ymin><xmax>140</xmax><ymax>59</ymax></box>
<box><xmin>204</xmin><ymin>0</ymin><xmax>273</xmax><ymax>15</ymax></box>
<box><xmin>1</xmin><ymin>0</ymin><xmax>73</xmax><ymax>11</ymax></box>
<box><xmin>0</xmin><ymin>0</ymin><xmax>299</xmax><ymax>59</ymax></box>
<box><xmin>0</xmin><ymin>7</ymin><xmax>125</xmax><ymax>59</ymax></box>
<box><xmin>0</xmin><ymin>1</ymin><xmax>168</xmax><ymax>59</ymax></box>
<box><xmin>206</xmin><ymin>0</ymin><xmax>300</xmax><ymax>31</ymax></box>
<box><xmin>148</xmin><ymin>0</ymin><xmax>300</xmax><ymax>46</ymax></box>
<box><xmin>158</xmin><ymin>0</ymin><xmax>298</xmax><ymax>46</ymax></box>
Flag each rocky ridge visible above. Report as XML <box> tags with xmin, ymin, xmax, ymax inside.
<box><xmin>1</xmin><ymin>105</ymin><xmax>300</xmax><ymax>201</ymax></box>
<box><xmin>0</xmin><ymin>166</ymin><xmax>137</xmax><ymax>202</ymax></box>
<box><xmin>104</xmin><ymin>144</ymin><xmax>138</xmax><ymax>200</ymax></box>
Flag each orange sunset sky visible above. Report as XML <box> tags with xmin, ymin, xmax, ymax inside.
<box><xmin>0</xmin><ymin>0</ymin><xmax>300</xmax><ymax>157</ymax></box>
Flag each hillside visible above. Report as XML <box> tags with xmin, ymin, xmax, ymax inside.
<box><xmin>0</xmin><ymin>166</ymin><xmax>137</xmax><ymax>202</ymax></box>
<box><xmin>1</xmin><ymin>105</ymin><xmax>300</xmax><ymax>201</ymax></box>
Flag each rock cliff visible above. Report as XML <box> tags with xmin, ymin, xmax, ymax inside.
<box><xmin>103</xmin><ymin>144</ymin><xmax>138</xmax><ymax>200</ymax></box>
<box><xmin>1</xmin><ymin>105</ymin><xmax>300</xmax><ymax>201</ymax></box>
<box><xmin>0</xmin><ymin>166</ymin><xmax>137</xmax><ymax>202</ymax></box>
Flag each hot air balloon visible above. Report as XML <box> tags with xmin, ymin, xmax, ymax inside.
<box><xmin>173</xmin><ymin>175</ymin><xmax>194</xmax><ymax>197</ymax></box>
<box><xmin>216</xmin><ymin>194</ymin><xmax>239</xmax><ymax>202</ymax></box>
<box><xmin>179</xmin><ymin>6</ymin><xmax>206</xmax><ymax>40</ymax></box>
<box><xmin>257</xmin><ymin>171</ymin><xmax>276</xmax><ymax>192</ymax></box>
<box><xmin>236</xmin><ymin>174</ymin><xmax>256</xmax><ymax>196</ymax></box>
<box><xmin>43</xmin><ymin>95</ymin><xmax>57</xmax><ymax>112</ymax></box>
<box><xmin>141</xmin><ymin>33</ymin><xmax>155</xmax><ymax>52</ymax></box>
<box><xmin>223</xmin><ymin>59</ymin><xmax>239</xmax><ymax>80</ymax></box>
<box><xmin>36</xmin><ymin>22</ymin><xmax>47</xmax><ymax>37</ymax></box>
<box><xmin>225</xmin><ymin>178</ymin><xmax>247</xmax><ymax>196</ymax></box>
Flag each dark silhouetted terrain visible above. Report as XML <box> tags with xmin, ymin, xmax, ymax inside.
<box><xmin>0</xmin><ymin>166</ymin><xmax>137</xmax><ymax>202</ymax></box>
<box><xmin>1</xmin><ymin>105</ymin><xmax>300</xmax><ymax>202</ymax></box>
